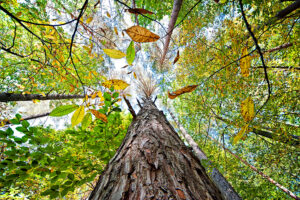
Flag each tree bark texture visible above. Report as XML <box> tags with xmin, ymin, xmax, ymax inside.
<box><xmin>168</xmin><ymin>109</ymin><xmax>242</xmax><ymax>200</ymax></box>
<box><xmin>89</xmin><ymin>99</ymin><xmax>224</xmax><ymax>200</ymax></box>
<box><xmin>0</xmin><ymin>93</ymin><xmax>85</xmax><ymax>102</ymax></box>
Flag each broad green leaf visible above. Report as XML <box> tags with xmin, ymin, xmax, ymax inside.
<box><xmin>103</xmin><ymin>49</ymin><xmax>126</xmax><ymax>59</ymax></box>
<box><xmin>71</xmin><ymin>106</ymin><xmax>85</xmax><ymax>127</ymax></box>
<box><xmin>126</xmin><ymin>41</ymin><xmax>135</xmax><ymax>65</ymax></box>
<box><xmin>50</xmin><ymin>105</ymin><xmax>79</xmax><ymax>117</ymax></box>
<box><xmin>81</xmin><ymin>113</ymin><xmax>92</xmax><ymax>129</ymax></box>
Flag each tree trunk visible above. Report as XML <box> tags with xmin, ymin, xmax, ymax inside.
<box><xmin>168</xmin><ymin>109</ymin><xmax>242</xmax><ymax>200</ymax></box>
<box><xmin>0</xmin><ymin>93</ymin><xmax>85</xmax><ymax>102</ymax></box>
<box><xmin>89</xmin><ymin>99</ymin><xmax>224</xmax><ymax>200</ymax></box>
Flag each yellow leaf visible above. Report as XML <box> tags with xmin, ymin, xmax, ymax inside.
<box><xmin>90</xmin><ymin>109</ymin><xmax>108</xmax><ymax>123</ymax></box>
<box><xmin>241</xmin><ymin>97</ymin><xmax>255</xmax><ymax>122</ymax></box>
<box><xmin>106</xmin><ymin>11</ymin><xmax>111</xmax><ymax>18</ymax></box>
<box><xmin>102</xmin><ymin>79</ymin><xmax>129</xmax><ymax>90</ymax></box>
<box><xmin>168</xmin><ymin>85</ymin><xmax>198</xmax><ymax>99</ymax></box>
<box><xmin>32</xmin><ymin>99</ymin><xmax>39</xmax><ymax>104</ymax></box>
<box><xmin>91</xmin><ymin>93</ymin><xmax>97</xmax><ymax>99</ymax></box>
<box><xmin>125</xmin><ymin>25</ymin><xmax>160</xmax><ymax>43</ymax></box>
<box><xmin>86</xmin><ymin>17</ymin><xmax>93</xmax><ymax>24</ymax></box>
<box><xmin>233</xmin><ymin>124</ymin><xmax>249</xmax><ymax>144</ymax></box>
<box><xmin>133</xmin><ymin>72</ymin><xmax>137</xmax><ymax>79</ymax></box>
<box><xmin>71</xmin><ymin>106</ymin><xmax>85</xmax><ymax>127</ymax></box>
<box><xmin>240</xmin><ymin>47</ymin><xmax>252</xmax><ymax>77</ymax></box>
<box><xmin>97</xmin><ymin>91</ymin><xmax>105</xmax><ymax>101</ymax></box>
<box><xmin>114</xmin><ymin>27</ymin><xmax>118</xmax><ymax>35</ymax></box>
<box><xmin>103</xmin><ymin>49</ymin><xmax>126</xmax><ymax>59</ymax></box>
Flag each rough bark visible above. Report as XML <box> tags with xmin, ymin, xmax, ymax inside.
<box><xmin>89</xmin><ymin>99</ymin><xmax>224</xmax><ymax>200</ymax></box>
<box><xmin>0</xmin><ymin>93</ymin><xmax>85</xmax><ymax>102</ymax></box>
<box><xmin>168</xmin><ymin>109</ymin><xmax>242</xmax><ymax>200</ymax></box>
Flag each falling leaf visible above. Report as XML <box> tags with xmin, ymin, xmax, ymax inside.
<box><xmin>241</xmin><ymin>97</ymin><xmax>255</xmax><ymax>122</ymax></box>
<box><xmin>168</xmin><ymin>85</ymin><xmax>199</xmax><ymax>99</ymax></box>
<box><xmin>70</xmin><ymin>84</ymin><xmax>75</xmax><ymax>93</ymax></box>
<box><xmin>127</xmin><ymin>71</ymin><xmax>132</xmax><ymax>74</ymax></box>
<box><xmin>106</xmin><ymin>11</ymin><xmax>111</xmax><ymax>18</ymax></box>
<box><xmin>126</xmin><ymin>8</ymin><xmax>154</xmax><ymax>15</ymax></box>
<box><xmin>126</xmin><ymin>41</ymin><xmax>135</xmax><ymax>65</ymax></box>
<box><xmin>103</xmin><ymin>49</ymin><xmax>126</xmax><ymax>59</ymax></box>
<box><xmin>90</xmin><ymin>109</ymin><xmax>107</xmax><ymax>123</ymax></box>
<box><xmin>240</xmin><ymin>47</ymin><xmax>252</xmax><ymax>77</ymax></box>
<box><xmin>125</xmin><ymin>25</ymin><xmax>160</xmax><ymax>43</ymax></box>
<box><xmin>71</xmin><ymin>106</ymin><xmax>85</xmax><ymax>127</ymax></box>
<box><xmin>86</xmin><ymin>17</ymin><xmax>93</xmax><ymax>24</ymax></box>
<box><xmin>102</xmin><ymin>79</ymin><xmax>129</xmax><ymax>90</ymax></box>
<box><xmin>173</xmin><ymin>50</ymin><xmax>180</xmax><ymax>64</ymax></box>
<box><xmin>133</xmin><ymin>72</ymin><xmax>137</xmax><ymax>79</ymax></box>
<box><xmin>81</xmin><ymin>113</ymin><xmax>92</xmax><ymax>129</ymax></box>
<box><xmin>122</xmin><ymin>65</ymin><xmax>128</xmax><ymax>68</ymax></box>
<box><xmin>114</xmin><ymin>27</ymin><xmax>118</xmax><ymax>35</ymax></box>
<box><xmin>233</xmin><ymin>124</ymin><xmax>249</xmax><ymax>144</ymax></box>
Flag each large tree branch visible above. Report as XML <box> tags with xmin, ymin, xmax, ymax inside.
<box><xmin>0</xmin><ymin>93</ymin><xmax>85</xmax><ymax>102</ymax></box>
<box><xmin>215</xmin><ymin>115</ymin><xmax>300</xmax><ymax>146</ymax></box>
<box><xmin>276</xmin><ymin>0</ymin><xmax>300</xmax><ymax>19</ymax></box>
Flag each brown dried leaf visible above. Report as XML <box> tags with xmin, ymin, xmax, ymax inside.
<box><xmin>125</xmin><ymin>25</ymin><xmax>160</xmax><ymax>43</ymax></box>
<box><xmin>168</xmin><ymin>85</ymin><xmax>198</xmax><ymax>99</ymax></box>
<box><xmin>126</xmin><ymin>8</ymin><xmax>154</xmax><ymax>15</ymax></box>
<box><xmin>122</xmin><ymin>65</ymin><xmax>129</xmax><ymax>68</ymax></box>
<box><xmin>90</xmin><ymin>109</ymin><xmax>108</xmax><ymax>123</ymax></box>
<box><xmin>173</xmin><ymin>50</ymin><xmax>180</xmax><ymax>64</ymax></box>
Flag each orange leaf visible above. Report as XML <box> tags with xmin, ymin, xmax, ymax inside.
<box><xmin>173</xmin><ymin>50</ymin><xmax>180</xmax><ymax>64</ymax></box>
<box><xmin>168</xmin><ymin>85</ymin><xmax>198</xmax><ymax>99</ymax></box>
<box><xmin>125</xmin><ymin>26</ymin><xmax>160</xmax><ymax>43</ymax></box>
<box><xmin>126</xmin><ymin>8</ymin><xmax>154</xmax><ymax>15</ymax></box>
<box><xmin>90</xmin><ymin>109</ymin><xmax>108</xmax><ymax>123</ymax></box>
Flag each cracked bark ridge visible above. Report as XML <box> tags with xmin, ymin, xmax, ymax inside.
<box><xmin>89</xmin><ymin>99</ymin><xmax>224</xmax><ymax>200</ymax></box>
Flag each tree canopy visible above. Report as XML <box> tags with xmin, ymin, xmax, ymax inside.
<box><xmin>0</xmin><ymin>0</ymin><xmax>299</xmax><ymax>199</ymax></box>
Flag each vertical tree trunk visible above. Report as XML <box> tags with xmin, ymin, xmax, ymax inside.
<box><xmin>89</xmin><ymin>99</ymin><xmax>224</xmax><ymax>200</ymax></box>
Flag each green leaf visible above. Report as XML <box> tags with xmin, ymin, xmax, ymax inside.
<box><xmin>10</xmin><ymin>119</ymin><xmax>19</xmax><ymax>124</ymax></box>
<box><xmin>67</xmin><ymin>173</ymin><xmax>75</xmax><ymax>180</ymax></box>
<box><xmin>50</xmin><ymin>105</ymin><xmax>79</xmax><ymax>117</ymax></box>
<box><xmin>16</xmin><ymin>127</ymin><xmax>28</xmax><ymax>133</ymax></box>
<box><xmin>82</xmin><ymin>113</ymin><xmax>92</xmax><ymax>129</ymax></box>
<box><xmin>21</xmin><ymin>120</ymin><xmax>30</xmax><ymax>128</ymax></box>
<box><xmin>71</xmin><ymin>106</ymin><xmax>85</xmax><ymax>127</ymax></box>
<box><xmin>15</xmin><ymin>114</ymin><xmax>22</xmax><ymax>121</ymax></box>
<box><xmin>112</xmin><ymin>92</ymin><xmax>119</xmax><ymax>98</ymax></box>
<box><xmin>126</xmin><ymin>41</ymin><xmax>135</xmax><ymax>65</ymax></box>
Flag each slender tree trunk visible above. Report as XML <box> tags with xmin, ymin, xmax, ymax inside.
<box><xmin>0</xmin><ymin>93</ymin><xmax>85</xmax><ymax>102</ymax></box>
<box><xmin>207</xmin><ymin>134</ymin><xmax>300</xmax><ymax>200</ymax></box>
<box><xmin>160</xmin><ymin>0</ymin><xmax>183</xmax><ymax>65</ymax></box>
<box><xmin>89</xmin><ymin>99</ymin><xmax>224</xmax><ymax>200</ymax></box>
<box><xmin>168</xmin><ymin>109</ymin><xmax>242</xmax><ymax>200</ymax></box>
